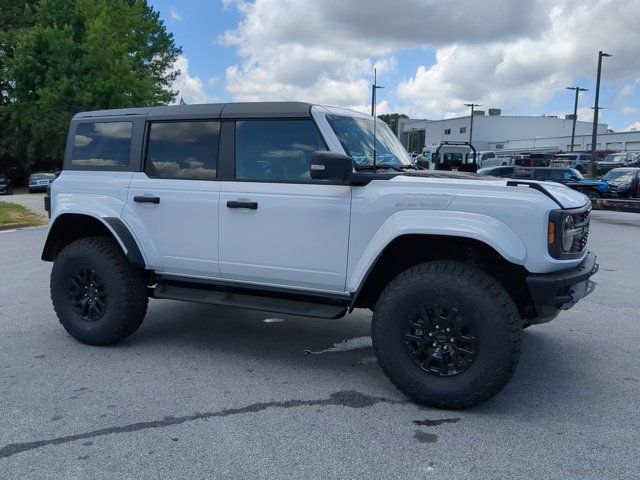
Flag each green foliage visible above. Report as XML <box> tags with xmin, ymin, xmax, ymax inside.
<box><xmin>2</xmin><ymin>0</ymin><xmax>181</xmax><ymax>165</ymax></box>
<box><xmin>377</xmin><ymin>113</ymin><xmax>409</xmax><ymax>135</ymax></box>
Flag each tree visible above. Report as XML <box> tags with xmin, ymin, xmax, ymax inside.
<box><xmin>377</xmin><ymin>113</ymin><xmax>409</xmax><ymax>135</ymax></box>
<box><xmin>5</xmin><ymin>0</ymin><xmax>181</xmax><ymax>166</ymax></box>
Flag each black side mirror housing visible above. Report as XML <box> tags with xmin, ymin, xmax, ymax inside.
<box><xmin>310</xmin><ymin>151</ymin><xmax>353</xmax><ymax>183</ymax></box>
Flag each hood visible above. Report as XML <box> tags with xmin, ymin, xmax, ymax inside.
<box><xmin>576</xmin><ymin>179</ymin><xmax>605</xmax><ymax>186</ymax></box>
<box><xmin>391</xmin><ymin>171</ymin><xmax>589</xmax><ymax>209</ymax></box>
<box><xmin>528</xmin><ymin>181</ymin><xmax>589</xmax><ymax>209</ymax></box>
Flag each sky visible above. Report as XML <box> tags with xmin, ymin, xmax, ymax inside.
<box><xmin>149</xmin><ymin>0</ymin><xmax>640</xmax><ymax>132</ymax></box>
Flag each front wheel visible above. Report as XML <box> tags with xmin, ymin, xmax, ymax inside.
<box><xmin>50</xmin><ymin>237</ymin><xmax>148</xmax><ymax>345</ymax></box>
<box><xmin>372</xmin><ymin>261</ymin><xmax>522</xmax><ymax>409</ymax></box>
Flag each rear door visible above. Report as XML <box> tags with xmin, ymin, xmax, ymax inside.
<box><xmin>218</xmin><ymin>119</ymin><xmax>351</xmax><ymax>292</ymax></box>
<box><xmin>124</xmin><ymin>120</ymin><xmax>222</xmax><ymax>277</ymax></box>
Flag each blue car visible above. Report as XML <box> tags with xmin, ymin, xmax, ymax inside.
<box><xmin>513</xmin><ymin>167</ymin><xmax>608</xmax><ymax>201</ymax></box>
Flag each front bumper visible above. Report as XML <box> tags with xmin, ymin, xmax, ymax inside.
<box><xmin>526</xmin><ymin>251</ymin><xmax>598</xmax><ymax>322</ymax></box>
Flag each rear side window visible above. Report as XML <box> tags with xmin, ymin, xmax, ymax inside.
<box><xmin>533</xmin><ymin>170</ymin><xmax>551</xmax><ymax>180</ymax></box>
<box><xmin>145</xmin><ymin>121</ymin><xmax>220</xmax><ymax>180</ymax></box>
<box><xmin>71</xmin><ymin>122</ymin><xmax>132</xmax><ymax>167</ymax></box>
<box><xmin>235</xmin><ymin>120</ymin><xmax>326</xmax><ymax>182</ymax></box>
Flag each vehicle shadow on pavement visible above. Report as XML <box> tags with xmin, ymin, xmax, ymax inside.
<box><xmin>119</xmin><ymin>299</ymin><xmax>604</xmax><ymax>415</ymax></box>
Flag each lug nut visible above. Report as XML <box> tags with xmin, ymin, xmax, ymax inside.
<box><xmin>432</xmin><ymin>342</ymin><xmax>437</xmax><ymax>347</ymax></box>
<box><xmin>428</xmin><ymin>333</ymin><xmax>433</xmax><ymax>337</ymax></box>
<box><xmin>435</xmin><ymin>325</ymin><xmax>440</xmax><ymax>329</ymax></box>
<box><xmin>443</xmin><ymin>345</ymin><xmax>448</xmax><ymax>351</ymax></box>
<box><xmin>450</xmin><ymin>338</ymin><xmax>455</xmax><ymax>342</ymax></box>
<box><xmin>446</xmin><ymin>328</ymin><xmax>450</xmax><ymax>332</ymax></box>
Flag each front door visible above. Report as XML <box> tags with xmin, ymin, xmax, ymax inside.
<box><xmin>218</xmin><ymin>119</ymin><xmax>351</xmax><ymax>292</ymax></box>
<box><xmin>124</xmin><ymin>120</ymin><xmax>222</xmax><ymax>278</ymax></box>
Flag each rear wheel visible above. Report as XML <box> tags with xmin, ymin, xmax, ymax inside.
<box><xmin>372</xmin><ymin>261</ymin><xmax>522</xmax><ymax>409</ymax></box>
<box><xmin>50</xmin><ymin>237</ymin><xmax>148</xmax><ymax>345</ymax></box>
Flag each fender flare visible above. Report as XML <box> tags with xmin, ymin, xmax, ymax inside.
<box><xmin>346</xmin><ymin>209</ymin><xmax>528</xmax><ymax>295</ymax></box>
<box><xmin>42</xmin><ymin>214</ymin><xmax>146</xmax><ymax>269</ymax></box>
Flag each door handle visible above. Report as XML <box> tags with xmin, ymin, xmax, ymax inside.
<box><xmin>227</xmin><ymin>200</ymin><xmax>258</xmax><ymax>210</ymax></box>
<box><xmin>134</xmin><ymin>195</ymin><xmax>160</xmax><ymax>204</ymax></box>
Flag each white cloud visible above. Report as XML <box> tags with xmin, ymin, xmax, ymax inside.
<box><xmin>625</xmin><ymin>121</ymin><xmax>640</xmax><ymax>132</ymax></box>
<box><xmin>221</xmin><ymin>0</ymin><xmax>640</xmax><ymax>124</ymax></box>
<box><xmin>221</xmin><ymin>0</ymin><xmax>546</xmax><ymax>109</ymax></box>
<box><xmin>397</xmin><ymin>0</ymin><xmax>640</xmax><ymax>118</ymax></box>
<box><xmin>170</xmin><ymin>7</ymin><xmax>182</xmax><ymax>21</ymax></box>
<box><xmin>170</xmin><ymin>55</ymin><xmax>213</xmax><ymax>105</ymax></box>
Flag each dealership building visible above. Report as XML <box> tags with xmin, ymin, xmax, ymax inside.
<box><xmin>397</xmin><ymin>109</ymin><xmax>640</xmax><ymax>154</ymax></box>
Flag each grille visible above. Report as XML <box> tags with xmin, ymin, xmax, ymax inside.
<box><xmin>572</xmin><ymin>210</ymin><xmax>590</xmax><ymax>253</ymax></box>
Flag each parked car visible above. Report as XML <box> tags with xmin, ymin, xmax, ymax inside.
<box><xmin>477</xmin><ymin>151</ymin><xmax>513</xmax><ymax>168</ymax></box>
<box><xmin>596</xmin><ymin>152</ymin><xmax>640</xmax><ymax>175</ymax></box>
<box><xmin>42</xmin><ymin>102</ymin><xmax>597</xmax><ymax>409</ymax></box>
<box><xmin>549</xmin><ymin>153</ymin><xmax>591</xmax><ymax>173</ymax></box>
<box><xmin>513</xmin><ymin>167</ymin><xmax>608</xmax><ymax>201</ymax></box>
<box><xmin>0</xmin><ymin>175</ymin><xmax>14</xmax><ymax>195</ymax></box>
<box><xmin>514</xmin><ymin>153</ymin><xmax>552</xmax><ymax>167</ymax></box>
<box><xmin>601</xmin><ymin>167</ymin><xmax>640</xmax><ymax>198</ymax></box>
<box><xmin>28</xmin><ymin>172</ymin><xmax>56</xmax><ymax>193</ymax></box>
<box><xmin>478</xmin><ymin>166</ymin><xmax>515</xmax><ymax>178</ymax></box>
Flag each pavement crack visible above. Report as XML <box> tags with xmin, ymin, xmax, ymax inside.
<box><xmin>0</xmin><ymin>390</ymin><xmax>404</xmax><ymax>458</ymax></box>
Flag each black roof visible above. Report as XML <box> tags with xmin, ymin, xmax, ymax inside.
<box><xmin>73</xmin><ymin>102</ymin><xmax>315</xmax><ymax>120</ymax></box>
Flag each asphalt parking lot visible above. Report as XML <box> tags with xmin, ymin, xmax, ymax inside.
<box><xmin>0</xmin><ymin>210</ymin><xmax>639</xmax><ymax>479</ymax></box>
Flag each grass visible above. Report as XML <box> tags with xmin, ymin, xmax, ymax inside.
<box><xmin>0</xmin><ymin>202</ymin><xmax>46</xmax><ymax>227</ymax></box>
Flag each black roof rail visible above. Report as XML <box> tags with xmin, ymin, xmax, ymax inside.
<box><xmin>506</xmin><ymin>180</ymin><xmax>563</xmax><ymax>208</ymax></box>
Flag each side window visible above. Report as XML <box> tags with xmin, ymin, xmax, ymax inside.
<box><xmin>562</xmin><ymin>170</ymin><xmax>575</xmax><ymax>181</ymax></box>
<box><xmin>444</xmin><ymin>129</ymin><xmax>451</xmax><ymax>135</ymax></box>
<box><xmin>145</xmin><ymin>121</ymin><xmax>220</xmax><ymax>180</ymax></box>
<box><xmin>235</xmin><ymin>120</ymin><xmax>326</xmax><ymax>182</ymax></box>
<box><xmin>459</xmin><ymin>126</ymin><xmax>467</xmax><ymax>134</ymax></box>
<box><xmin>533</xmin><ymin>169</ymin><xmax>550</xmax><ymax>180</ymax></box>
<box><xmin>71</xmin><ymin>122</ymin><xmax>132</xmax><ymax>167</ymax></box>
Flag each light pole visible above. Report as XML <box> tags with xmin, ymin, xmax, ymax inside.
<box><xmin>371</xmin><ymin>68</ymin><xmax>384</xmax><ymax>116</ymax></box>
<box><xmin>589</xmin><ymin>51</ymin><xmax>611</xmax><ymax>176</ymax></box>
<box><xmin>566</xmin><ymin>86</ymin><xmax>588</xmax><ymax>152</ymax></box>
<box><xmin>464</xmin><ymin>103</ymin><xmax>481</xmax><ymax>144</ymax></box>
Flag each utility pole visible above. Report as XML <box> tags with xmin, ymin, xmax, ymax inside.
<box><xmin>464</xmin><ymin>103</ymin><xmax>481</xmax><ymax>144</ymax></box>
<box><xmin>589</xmin><ymin>51</ymin><xmax>612</xmax><ymax>176</ymax></box>
<box><xmin>371</xmin><ymin>68</ymin><xmax>384</xmax><ymax>173</ymax></box>
<box><xmin>371</xmin><ymin>68</ymin><xmax>384</xmax><ymax>116</ymax></box>
<box><xmin>566</xmin><ymin>86</ymin><xmax>588</xmax><ymax>152</ymax></box>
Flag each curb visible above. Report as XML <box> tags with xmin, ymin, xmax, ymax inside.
<box><xmin>0</xmin><ymin>222</ymin><xmax>31</xmax><ymax>231</ymax></box>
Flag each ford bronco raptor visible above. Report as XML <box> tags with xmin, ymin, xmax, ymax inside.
<box><xmin>42</xmin><ymin>102</ymin><xmax>598</xmax><ymax>409</ymax></box>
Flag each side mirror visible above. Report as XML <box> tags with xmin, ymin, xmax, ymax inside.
<box><xmin>310</xmin><ymin>151</ymin><xmax>353</xmax><ymax>183</ymax></box>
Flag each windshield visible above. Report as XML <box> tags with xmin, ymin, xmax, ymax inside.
<box><xmin>553</xmin><ymin>155</ymin><xmax>577</xmax><ymax>161</ymax></box>
<box><xmin>570</xmin><ymin>168</ymin><xmax>584</xmax><ymax>180</ymax></box>
<box><xmin>601</xmin><ymin>154</ymin><xmax>625</xmax><ymax>163</ymax></box>
<box><xmin>31</xmin><ymin>173</ymin><xmax>55</xmax><ymax>180</ymax></box>
<box><xmin>602</xmin><ymin>170</ymin><xmax>635</xmax><ymax>182</ymax></box>
<box><xmin>327</xmin><ymin>114</ymin><xmax>412</xmax><ymax>168</ymax></box>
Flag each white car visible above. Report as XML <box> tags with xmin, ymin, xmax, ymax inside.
<box><xmin>42</xmin><ymin>102</ymin><xmax>598</xmax><ymax>409</ymax></box>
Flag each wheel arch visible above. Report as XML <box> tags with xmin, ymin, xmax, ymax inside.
<box><xmin>349</xmin><ymin>233</ymin><xmax>536</xmax><ymax>320</ymax></box>
<box><xmin>41</xmin><ymin>213</ymin><xmax>146</xmax><ymax>269</ymax></box>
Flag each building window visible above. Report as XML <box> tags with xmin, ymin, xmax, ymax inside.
<box><xmin>460</xmin><ymin>127</ymin><xmax>467</xmax><ymax>134</ymax></box>
<box><xmin>444</xmin><ymin>129</ymin><xmax>451</xmax><ymax>135</ymax></box>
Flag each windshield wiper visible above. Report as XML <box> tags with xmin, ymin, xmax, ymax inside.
<box><xmin>355</xmin><ymin>163</ymin><xmax>402</xmax><ymax>172</ymax></box>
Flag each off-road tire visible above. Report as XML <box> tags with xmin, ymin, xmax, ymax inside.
<box><xmin>372</xmin><ymin>260</ymin><xmax>522</xmax><ymax>409</ymax></box>
<box><xmin>50</xmin><ymin>237</ymin><xmax>148</xmax><ymax>345</ymax></box>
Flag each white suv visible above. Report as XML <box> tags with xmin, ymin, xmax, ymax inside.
<box><xmin>42</xmin><ymin>102</ymin><xmax>598</xmax><ymax>409</ymax></box>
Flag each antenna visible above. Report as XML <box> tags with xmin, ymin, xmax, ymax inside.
<box><xmin>371</xmin><ymin>67</ymin><xmax>384</xmax><ymax>173</ymax></box>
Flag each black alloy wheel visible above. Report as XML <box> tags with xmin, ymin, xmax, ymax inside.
<box><xmin>69</xmin><ymin>268</ymin><xmax>108</xmax><ymax>322</ymax></box>
<box><xmin>404</xmin><ymin>303</ymin><xmax>478</xmax><ymax>377</ymax></box>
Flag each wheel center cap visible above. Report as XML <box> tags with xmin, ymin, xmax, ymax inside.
<box><xmin>435</xmin><ymin>332</ymin><xmax>448</xmax><ymax>343</ymax></box>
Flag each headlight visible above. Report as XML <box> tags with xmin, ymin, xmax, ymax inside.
<box><xmin>548</xmin><ymin>207</ymin><xmax>590</xmax><ymax>259</ymax></box>
<box><xmin>561</xmin><ymin>215</ymin><xmax>576</xmax><ymax>252</ymax></box>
